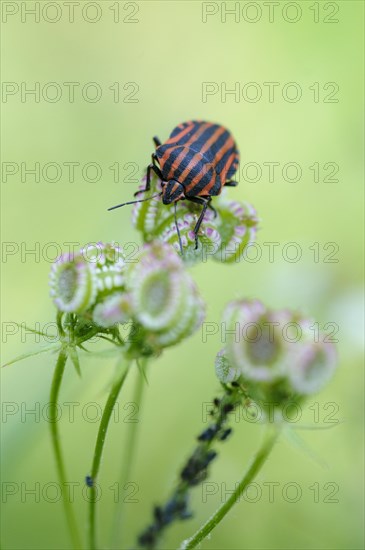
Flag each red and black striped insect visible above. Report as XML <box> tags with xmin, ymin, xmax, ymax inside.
<box><xmin>108</xmin><ymin>120</ymin><xmax>239</xmax><ymax>253</ymax></box>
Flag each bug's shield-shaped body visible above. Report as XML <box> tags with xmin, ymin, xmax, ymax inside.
<box><xmin>155</xmin><ymin>120</ymin><xmax>239</xmax><ymax>198</ymax></box>
<box><xmin>107</xmin><ymin>120</ymin><xmax>240</xmax><ymax>255</ymax></box>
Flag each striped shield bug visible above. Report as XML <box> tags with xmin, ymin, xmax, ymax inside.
<box><xmin>108</xmin><ymin>120</ymin><xmax>240</xmax><ymax>254</ymax></box>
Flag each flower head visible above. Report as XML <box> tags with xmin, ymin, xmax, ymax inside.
<box><xmin>49</xmin><ymin>240</ymin><xmax>204</xmax><ymax>355</ymax></box>
<box><xmin>126</xmin><ymin>241</ymin><xmax>205</xmax><ymax>349</ymax></box>
<box><xmin>49</xmin><ymin>243</ymin><xmax>126</xmax><ymax>314</ymax></box>
<box><xmin>49</xmin><ymin>252</ymin><xmax>97</xmax><ymax>313</ymax></box>
<box><xmin>81</xmin><ymin>242</ymin><xmax>125</xmax><ymax>294</ymax></box>
<box><xmin>287</xmin><ymin>334</ymin><xmax>338</xmax><ymax>395</ymax></box>
<box><xmin>212</xmin><ymin>196</ymin><xmax>258</xmax><ymax>263</ymax></box>
<box><xmin>220</xmin><ymin>299</ymin><xmax>337</xmax><ymax>404</ymax></box>
<box><xmin>215</xmin><ymin>349</ymin><xmax>240</xmax><ymax>384</ymax></box>
<box><xmin>223</xmin><ymin>300</ymin><xmax>294</xmax><ymax>383</ymax></box>
<box><xmin>132</xmin><ymin>175</ymin><xmax>258</xmax><ymax>264</ymax></box>
<box><xmin>93</xmin><ymin>292</ymin><xmax>132</xmax><ymax>328</ymax></box>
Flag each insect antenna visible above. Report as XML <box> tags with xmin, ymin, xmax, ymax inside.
<box><xmin>174</xmin><ymin>201</ymin><xmax>184</xmax><ymax>256</ymax></box>
<box><xmin>107</xmin><ymin>192</ymin><xmax>162</xmax><ymax>211</ymax></box>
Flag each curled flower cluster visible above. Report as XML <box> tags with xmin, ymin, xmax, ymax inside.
<box><xmin>132</xmin><ymin>176</ymin><xmax>259</xmax><ymax>264</ymax></box>
<box><xmin>49</xmin><ymin>243</ymin><xmax>125</xmax><ymax>314</ymax></box>
<box><xmin>125</xmin><ymin>242</ymin><xmax>205</xmax><ymax>350</ymax></box>
<box><xmin>49</xmin><ymin>241</ymin><xmax>205</xmax><ymax>354</ymax></box>
<box><xmin>217</xmin><ymin>299</ymin><xmax>337</xmax><ymax>410</ymax></box>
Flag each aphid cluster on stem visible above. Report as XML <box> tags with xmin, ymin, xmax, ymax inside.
<box><xmin>85</xmin><ymin>475</ymin><xmax>93</xmax><ymax>488</ymax></box>
<box><xmin>137</xmin><ymin>382</ymin><xmax>245</xmax><ymax>549</ymax></box>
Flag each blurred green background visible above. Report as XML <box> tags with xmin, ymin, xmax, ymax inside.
<box><xmin>1</xmin><ymin>1</ymin><xmax>364</xmax><ymax>549</ymax></box>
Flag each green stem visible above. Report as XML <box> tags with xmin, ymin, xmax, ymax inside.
<box><xmin>181</xmin><ymin>426</ymin><xmax>281</xmax><ymax>550</ymax></box>
<box><xmin>49</xmin><ymin>347</ymin><xmax>83</xmax><ymax>549</ymax></box>
<box><xmin>110</xmin><ymin>360</ymin><xmax>148</xmax><ymax>549</ymax></box>
<box><xmin>88</xmin><ymin>358</ymin><xmax>132</xmax><ymax>550</ymax></box>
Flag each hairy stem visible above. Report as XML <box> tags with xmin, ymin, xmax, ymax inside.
<box><xmin>88</xmin><ymin>358</ymin><xmax>132</xmax><ymax>550</ymax></box>
<box><xmin>110</xmin><ymin>361</ymin><xmax>148</xmax><ymax>549</ymax></box>
<box><xmin>49</xmin><ymin>347</ymin><xmax>83</xmax><ymax>549</ymax></box>
<box><xmin>181</xmin><ymin>425</ymin><xmax>281</xmax><ymax>549</ymax></box>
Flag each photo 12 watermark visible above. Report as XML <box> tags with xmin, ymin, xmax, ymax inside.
<box><xmin>201</xmin><ymin>81</ymin><xmax>340</xmax><ymax>103</ymax></box>
<box><xmin>200</xmin><ymin>480</ymin><xmax>340</xmax><ymax>503</ymax></box>
<box><xmin>201</xmin><ymin>2</ymin><xmax>340</xmax><ymax>24</ymax></box>
<box><xmin>201</xmin><ymin>399</ymin><xmax>341</xmax><ymax>424</ymax></box>
<box><xmin>1</xmin><ymin>400</ymin><xmax>141</xmax><ymax>424</ymax></box>
<box><xmin>1</xmin><ymin>480</ymin><xmax>139</xmax><ymax>503</ymax></box>
<box><xmin>0</xmin><ymin>240</ymin><xmax>340</xmax><ymax>265</ymax></box>
<box><xmin>1</xmin><ymin>160</ymin><xmax>340</xmax><ymax>185</ymax></box>
<box><xmin>1</xmin><ymin>81</ymin><xmax>140</xmax><ymax>103</ymax></box>
<box><xmin>1</xmin><ymin>1</ymin><xmax>140</xmax><ymax>24</ymax></box>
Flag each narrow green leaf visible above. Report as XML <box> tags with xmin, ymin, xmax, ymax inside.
<box><xmin>2</xmin><ymin>344</ymin><xmax>61</xmax><ymax>368</ymax></box>
<box><xmin>284</xmin><ymin>425</ymin><xmax>328</xmax><ymax>469</ymax></box>
<box><xmin>79</xmin><ymin>348</ymin><xmax>121</xmax><ymax>359</ymax></box>
<box><xmin>69</xmin><ymin>346</ymin><xmax>81</xmax><ymax>377</ymax></box>
<box><xmin>13</xmin><ymin>322</ymin><xmax>50</xmax><ymax>338</ymax></box>
<box><xmin>293</xmin><ymin>420</ymin><xmax>344</xmax><ymax>431</ymax></box>
<box><xmin>136</xmin><ymin>358</ymin><xmax>149</xmax><ymax>386</ymax></box>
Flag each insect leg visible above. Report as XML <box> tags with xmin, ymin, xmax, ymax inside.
<box><xmin>208</xmin><ymin>202</ymin><xmax>218</xmax><ymax>218</ymax></box>
<box><xmin>188</xmin><ymin>197</ymin><xmax>210</xmax><ymax>250</ymax></box>
<box><xmin>174</xmin><ymin>201</ymin><xmax>184</xmax><ymax>256</ymax></box>
<box><xmin>134</xmin><ymin>155</ymin><xmax>163</xmax><ymax>197</ymax></box>
<box><xmin>224</xmin><ymin>180</ymin><xmax>238</xmax><ymax>187</ymax></box>
<box><xmin>153</xmin><ymin>136</ymin><xmax>161</xmax><ymax>147</ymax></box>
